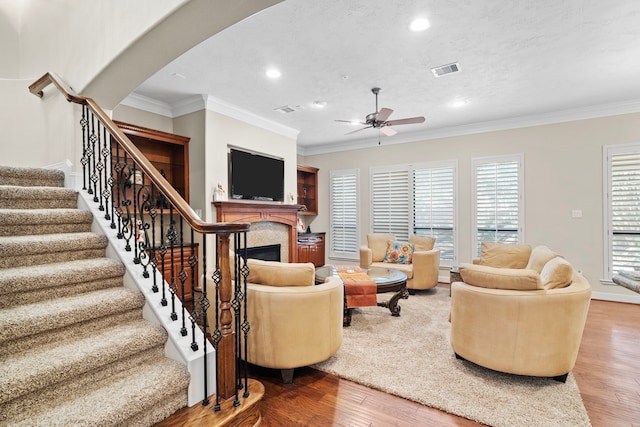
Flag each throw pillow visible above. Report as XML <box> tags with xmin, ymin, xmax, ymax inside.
<box><xmin>459</xmin><ymin>263</ymin><xmax>543</xmax><ymax>290</ymax></box>
<box><xmin>409</xmin><ymin>235</ymin><xmax>435</xmax><ymax>251</ymax></box>
<box><xmin>368</xmin><ymin>233</ymin><xmax>395</xmax><ymax>262</ymax></box>
<box><xmin>526</xmin><ymin>245</ymin><xmax>559</xmax><ymax>273</ymax></box>
<box><xmin>246</xmin><ymin>259</ymin><xmax>315</xmax><ymax>287</ymax></box>
<box><xmin>383</xmin><ymin>241</ymin><xmax>415</xmax><ymax>264</ymax></box>
<box><xmin>476</xmin><ymin>242</ymin><xmax>532</xmax><ymax>269</ymax></box>
<box><xmin>540</xmin><ymin>257</ymin><xmax>573</xmax><ymax>289</ymax></box>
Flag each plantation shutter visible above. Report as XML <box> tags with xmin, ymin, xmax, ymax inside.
<box><xmin>371</xmin><ymin>168</ymin><xmax>410</xmax><ymax>241</ymax></box>
<box><xmin>610</xmin><ymin>150</ymin><xmax>640</xmax><ymax>272</ymax></box>
<box><xmin>329</xmin><ymin>169</ymin><xmax>359</xmax><ymax>259</ymax></box>
<box><xmin>413</xmin><ymin>166</ymin><xmax>455</xmax><ymax>265</ymax></box>
<box><xmin>473</xmin><ymin>156</ymin><xmax>523</xmax><ymax>255</ymax></box>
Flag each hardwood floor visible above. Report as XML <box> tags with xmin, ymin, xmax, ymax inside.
<box><xmin>157</xmin><ymin>286</ymin><xmax>640</xmax><ymax>426</ymax></box>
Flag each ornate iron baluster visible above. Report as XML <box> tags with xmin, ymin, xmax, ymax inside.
<box><xmin>80</xmin><ymin>106</ymin><xmax>88</xmax><ymax>191</ymax></box>
<box><xmin>102</xmin><ymin>127</ymin><xmax>112</xmax><ymax>221</ymax></box>
<box><xmin>178</xmin><ymin>216</ymin><xmax>188</xmax><ymax>336</ymax></box>
<box><xmin>167</xmin><ymin>207</ymin><xmax>178</xmax><ymax>320</ymax></box>
<box><xmin>95</xmin><ymin>122</ymin><xmax>105</xmax><ymax>211</ymax></box>
<box><xmin>239</xmin><ymin>232</ymin><xmax>251</xmax><ymax>398</ymax></box>
<box><xmin>188</xmin><ymin>228</ymin><xmax>199</xmax><ymax>351</ymax></box>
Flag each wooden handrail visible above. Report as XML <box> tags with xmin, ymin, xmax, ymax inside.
<box><xmin>29</xmin><ymin>72</ymin><xmax>248</xmax><ymax>235</ymax></box>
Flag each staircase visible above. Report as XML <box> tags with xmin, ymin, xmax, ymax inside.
<box><xmin>0</xmin><ymin>165</ymin><xmax>190</xmax><ymax>426</ymax></box>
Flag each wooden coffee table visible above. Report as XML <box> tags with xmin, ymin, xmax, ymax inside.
<box><xmin>315</xmin><ymin>265</ymin><xmax>409</xmax><ymax>326</ymax></box>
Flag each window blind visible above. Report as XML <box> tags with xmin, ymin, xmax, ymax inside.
<box><xmin>329</xmin><ymin>169</ymin><xmax>359</xmax><ymax>259</ymax></box>
<box><xmin>371</xmin><ymin>168</ymin><xmax>410</xmax><ymax>241</ymax></box>
<box><xmin>413</xmin><ymin>166</ymin><xmax>455</xmax><ymax>265</ymax></box>
<box><xmin>473</xmin><ymin>156</ymin><xmax>523</xmax><ymax>256</ymax></box>
<box><xmin>610</xmin><ymin>150</ymin><xmax>640</xmax><ymax>273</ymax></box>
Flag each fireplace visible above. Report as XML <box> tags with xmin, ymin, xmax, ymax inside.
<box><xmin>213</xmin><ymin>200</ymin><xmax>303</xmax><ymax>263</ymax></box>
<box><xmin>237</xmin><ymin>244</ymin><xmax>281</xmax><ymax>262</ymax></box>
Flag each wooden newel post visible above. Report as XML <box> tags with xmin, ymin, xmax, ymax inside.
<box><xmin>216</xmin><ymin>232</ymin><xmax>236</xmax><ymax>399</ymax></box>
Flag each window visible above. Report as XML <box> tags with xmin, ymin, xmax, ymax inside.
<box><xmin>370</xmin><ymin>162</ymin><xmax>457</xmax><ymax>266</ymax></box>
<box><xmin>413</xmin><ymin>163</ymin><xmax>456</xmax><ymax>266</ymax></box>
<box><xmin>604</xmin><ymin>143</ymin><xmax>640</xmax><ymax>279</ymax></box>
<box><xmin>370</xmin><ymin>167</ymin><xmax>410</xmax><ymax>241</ymax></box>
<box><xmin>472</xmin><ymin>154</ymin><xmax>524</xmax><ymax>256</ymax></box>
<box><xmin>329</xmin><ymin>169</ymin><xmax>359</xmax><ymax>259</ymax></box>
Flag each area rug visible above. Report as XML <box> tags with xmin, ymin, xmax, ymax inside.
<box><xmin>312</xmin><ymin>287</ymin><xmax>591</xmax><ymax>427</ymax></box>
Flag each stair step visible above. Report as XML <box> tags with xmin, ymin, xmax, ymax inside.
<box><xmin>2</xmin><ymin>349</ymin><xmax>190</xmax><ymax>427</ymax></box>
<box><xmin>0</xmin><ymin>258</ymin><xmax>125</xmax><ymax>308</ymax></box>
<box><xmin>0</xmin><ymin>208</ymin><xmax>93</xmax><ymax>236</ymax></box>
<box><xmin>0</xmin><ymin>166</ymin><xmax>65</xmax><ymax>188</ymax></box>
<box><xmin>0</xmin><ymin>232</ymin><xmax>107</xmax><ymax>268</ymax></box>
<box><xmin>0</xmin><ymin>318</ymin><xmax>169</xmax><ymax>406</ymax></box>
<box><xmin>0</xmin><ymin>185</ymin><xmax>78</xmax><ymax>209</ymax></box>
<box><xmin>0</xmin><ymin>287</ymin><xmax>145</xmax><ymax>344</ymax></box>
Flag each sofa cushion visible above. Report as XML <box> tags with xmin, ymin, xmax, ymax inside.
<box><xmin>383</xmin><ymin>241</ymin><xmax>414</xmax><ymax>264</ymax></box>
<box><xmin>409</xmin><ymin>235</ymin><xmax>435</xmax><ymax>252</ymax></box>
<box><xmin>247</xmin><ymin>259</ymin><xmax>315</xmax><ymax>287</ymax></box>
<box><xmin>368</xmin><ymin>233</ymin><xmax>395</xmax><ymax>262</ymax></box>
<box><xmin>476</xmin><ymin>242</ymin><xmax>532</xmax><ymax>269</ymax></box>
<box><xmin>540</xmin><ymin>257</ymin><xmax>574</xmax><ymax>289</ymax></box>
<box><xmin>526</xmin><ymin>245</ymin><xmax>559</xmax><ymax>273</ymax></box>
<box><xmin>459</xmin><ymin>263</ymin><xmax>543</xmax><ymax>290</ymax></box>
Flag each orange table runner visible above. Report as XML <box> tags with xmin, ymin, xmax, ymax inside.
<box><xmin>336</xmin><ymin>266</ymin><xmax>377</xmax><ymax>308</ymax></box>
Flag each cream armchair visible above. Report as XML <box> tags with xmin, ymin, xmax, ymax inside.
<box><xmin>227</xmin><ymin>258</ymin><xmax>343</xmax><ymax>383</ymax></box>
<box><xmin>360</xmin><ymin>233</ymin><xmax>440</xmax><ymax>292</ymax></box>
<box><xmin>450</xmin><ymin>243</ymin><xmax>592</xmax><ymax>382</ymax></box>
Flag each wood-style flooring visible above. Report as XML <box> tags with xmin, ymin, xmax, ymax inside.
<box><xmin>156</xmin><ymin>285</ymin><xmax>640</xmax><ymax>426</ymax></box>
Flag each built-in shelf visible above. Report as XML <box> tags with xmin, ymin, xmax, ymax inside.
<box><xmin>297</xmin><ymin>165</ymin><xmax>318</xmax><ymax>215</ymax></box>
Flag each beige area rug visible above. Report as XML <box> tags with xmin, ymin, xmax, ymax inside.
<box><xmin>312</xmin><ymin>287</ymin><xmax>591</xmax><ymax>427</ymax></box>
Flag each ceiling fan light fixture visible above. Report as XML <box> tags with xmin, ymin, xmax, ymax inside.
<box><xmin>409</xmin><ymin>18</ymin><xmax>430</xmax><ymax>32</ymax></box>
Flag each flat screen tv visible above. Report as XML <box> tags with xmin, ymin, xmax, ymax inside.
<box><xmin>228</xmin><ymin>148</ymin><xmax>284</xmax><ymax>202</ymax></box>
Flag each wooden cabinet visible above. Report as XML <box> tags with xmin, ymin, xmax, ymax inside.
<box><xmin>297</xmin><ymin>165</ymin><xmax>318</xmax><ymax>215</ymax></box>
<box><xmin>115</xmin><ymin>121</ymin><xmax>190</xmax><ymax>202</ymax></box>
<box><xmin>297</xmin><ymin>232</ymin><xmax>325</xmax><ymax>267</ymax></box>
<box><xmin>155</xmin><ymin>245</ymin><xmax>199</xmax><ymax>304</ymax></box>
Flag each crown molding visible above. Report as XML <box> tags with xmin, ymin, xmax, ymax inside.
<box><xmin>298</xmin><ymin>98</ymin><xmax>640</xmax><ymax>156</ymax></box>
<box><xmin>119</xmin><ymin>92</ymin><xmax>173</xmax><ymax>117</ymax></box>
<box><xmin>121</xmin><ymin>92</ymin><xmax>299</xmax><ymax>141</ymax></box>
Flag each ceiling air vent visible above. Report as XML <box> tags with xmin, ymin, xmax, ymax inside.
<box><xmin>431</xmin><ymin>62</ymin><xmax>460</xmax><ymax>78</ymax></box>
<box><xmin>274</xmin><ymin>105</ymin><xmax>297</xmax><ymax>114</ymax></box>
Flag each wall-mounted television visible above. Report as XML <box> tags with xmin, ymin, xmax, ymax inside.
<box><xmin>228</xmin><ymin>148</ymin><xmax>284</xmax><ymax>202</ymax></box>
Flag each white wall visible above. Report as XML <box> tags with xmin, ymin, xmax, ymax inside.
<box><xmin>112</xmin><ymin>105</ymin><xmax>174</xmax><ymax>134</ymax></box>
<box><xmin>301</xmin><ymin>112</ymin><xmax>640</xmax><ymax>301</ymax></box>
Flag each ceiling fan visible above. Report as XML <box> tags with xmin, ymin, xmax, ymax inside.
<box><xmin>336</xmin><ymin>87</ymin><xmax>425</xmax><ymax>137</ymax></box>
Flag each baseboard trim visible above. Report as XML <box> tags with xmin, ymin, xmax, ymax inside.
<box><xmin>592</xmin><ymin>291</ymin><xmax>640</xmax><ymax>304</ymax></box>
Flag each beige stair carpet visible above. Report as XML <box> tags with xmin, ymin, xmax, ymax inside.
<box><xmin>0</xmin><ymin>165</ymin><xmax>190</xmax><ymax>426</ymax></box>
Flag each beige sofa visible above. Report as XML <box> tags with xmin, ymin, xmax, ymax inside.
<box><xmin>360</xmin><ymin>233</ymin><xmax>440</xmax><ymax>292</ymax></box>
<box><xmin>233</xmin><ymin>258</ymin><xmax>343</xmax><ymax>383</ymax></box>
<box><xmin>450</xmin><ymin>243</ymin><xmax>592</xmax><ymax>382</ymax></box>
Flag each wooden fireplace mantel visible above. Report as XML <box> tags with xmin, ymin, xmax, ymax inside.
<box><xmin>213</xmin><ymin>200</ymin><xmax>304</xmax><ymax>262</ymax></box>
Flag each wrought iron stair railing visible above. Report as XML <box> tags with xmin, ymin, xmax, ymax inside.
<box><xmin>29</xmin><ymin>72</ymin><xmax>252</xmax><ymax>411</ymax></box>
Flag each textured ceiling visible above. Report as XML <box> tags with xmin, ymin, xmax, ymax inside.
<box><xmin>132</xmin><ymin>0</ymin><xmax>640</xmax><ymax>153</ymax></box>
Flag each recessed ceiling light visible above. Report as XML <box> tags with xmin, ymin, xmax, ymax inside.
<box><xmin>266</xmin><ymin>68</ymin><xmax>281</xmax><ymax>79</ymax></box>
<box><xmin>313</xmin><ymin>100</ymin><xmax>327</xmax><ymax>108</ymax></box>
<box><xmin>170</xmin><ymin>72</ymin><xmax>186</xmax><ymax>79</ymax></box>
<box><xmin>409</xmin><ymin>18</ymin><xmax>430</xmax><ymax>32</ymax></box>
<box><xmin>451</xmin><ymin>99</ymin><xmax>469</xmax><ymax>108</ymax></box>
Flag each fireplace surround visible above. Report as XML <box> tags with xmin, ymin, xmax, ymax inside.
<box><xmin>213</xmin><ymin>200</ymin><xmax>303</xmax><ymax>263</ymax></box>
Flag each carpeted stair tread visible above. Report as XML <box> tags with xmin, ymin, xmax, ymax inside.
<box><xmin>0</xmin><ymin>287</ymin><xmax>145</xmax><ymax>343</ymax></box>
<box><xmin>0</xmin><ymin>257</ymin><xmax>124</xmax><ymax>295</ymax></box>
<box><xmin>5</xmin><ymin>357</ymin><xmax>190</xmax><ymax>427</ymax></box>
<box><xmin>0</xmin><ymin>208</ymin><xmax>93</xmax><ymax>236</ymax></box>
<box><xmin>0</xmin><ymin>185</ymin><xmax>78</xmax><ymax>209</ymax></box>
<box><xmin>0</xmin><ymin>166</ymin><xmax>65</xmax><ymax>188</ymax></box>
<box><xmin>0</xmin><ymin>318</ymin><xmax>168</xmax><ymax>405</ymax></box>
<box><xmin>0</xmin><ymin>232</ymin><xmax>107</xmax><ymax>268</ymax></box>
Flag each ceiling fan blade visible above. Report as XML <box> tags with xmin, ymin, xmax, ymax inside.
<box><xmin>335</xmin><ymin>119</ymin><xmax>365</xmax><ymax>124</ymax></box>
<box><xmin>385</xmin><ymin>116</ymin><xmax>425</xmax><ymax>126</ymax></box>
<box><xmin>345</xmin><ymin>126</ymin><xmax>372</xmax><ymax>135</ymax></box>
<box><xmin>380</xmin><ymin>126</ymin><xmax>397</xmax><ymax>136</ymax></box>
<box><xmin>376</xmin><ymin>108</ymin><xmax>393</xmax><ymax>122</ymax></box>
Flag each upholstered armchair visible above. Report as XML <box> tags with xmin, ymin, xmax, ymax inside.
<box><xmin>450</xmin><ymin>243</ymin><xmax>592</xmax><ymax>382</ymax></box>
<box><xmin>360</xmin><ymin>233</ymin><xmax>440</xmax><ymax>292</ymax></box>
<box><xmin>212</xmin><ymin>258</ymin><xmax>343</xmax><ymax>383</ymax></box>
